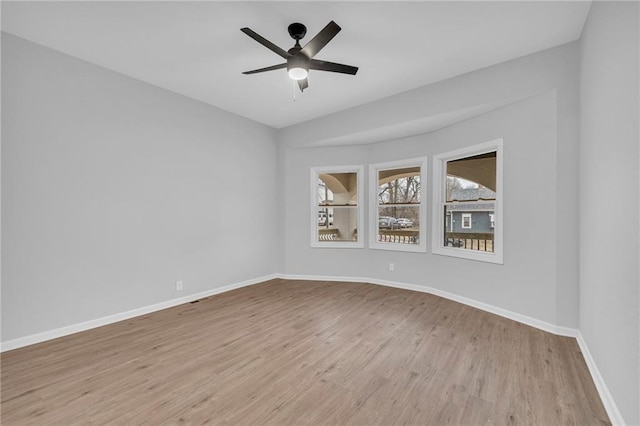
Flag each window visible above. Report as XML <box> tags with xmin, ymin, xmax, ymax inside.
<box><xmin>369</xmin><ymin>157</ymin><xmax>427</xmax><ymax>252</ymax></box>
<box><xmin>432</xmin><ymin>139</ymin><xmax>503</xmax><ymax>263</ymax></box>
<box><xmin>310</xmin><ymin>165</ymin><xmax>364</xmax><ymax>248</ymax></box>
<box><xmin>462</xmin><ymin>213</ymin><xmax>472</xmax><ymax>229</ymax></box>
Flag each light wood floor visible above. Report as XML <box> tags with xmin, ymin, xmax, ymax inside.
<box><xmin>2</xmin><ymin>279</ymin><xmax>609</xmax><ymax>425</ymax></box>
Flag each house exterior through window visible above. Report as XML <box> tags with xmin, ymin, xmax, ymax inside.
<box><xmin>369</xmin><ymin>157</ymin><xmax>427</xmax><ymax>252</ymax></box>
<box><xmin>432</xmin><ymin>139</ymin><xmax>503</xmax><ymax>264</ymax></box>
<box><xmin>310</xmin><ymin>165</ymin><xmax>364</xmax><ymax>248</ymax></box>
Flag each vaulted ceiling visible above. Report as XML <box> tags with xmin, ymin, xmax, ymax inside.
<box><xmin>2</xmin><ymin>1</ymin><xmax>591</xmax><ymax>128</ymax></box>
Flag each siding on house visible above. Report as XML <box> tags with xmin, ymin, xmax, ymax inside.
<box><xmin>448</xmin><ymin>211</ymin><xmax>494</xmax><ymax>233</ymax></box>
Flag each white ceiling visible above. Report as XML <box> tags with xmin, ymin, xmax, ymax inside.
<box><xmin>2</xmin><ymin>1</ymin><xmax>591</xmax><ymax>129</ymax></box>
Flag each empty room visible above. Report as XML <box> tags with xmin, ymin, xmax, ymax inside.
<box><xmin>1</xmin><ymin>1</ymin><xmax>639</xmax><ymax>425</ymax></box>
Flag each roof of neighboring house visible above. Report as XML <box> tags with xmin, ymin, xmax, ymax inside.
<box><xmin>449</xmin><ymin>187</ymin><xmax>496</xmax><ymax>202</ymax></box>
<box><xmin>448</xmin><ymin>203</ymin><xmax>495</xmax><ymax>211</ymax></box>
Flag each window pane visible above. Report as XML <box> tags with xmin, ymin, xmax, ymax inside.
<box><xmin>444</xmin><ymin>151</ymin><xmax>496</xmax><ymax>253</ymax></box>
<box><xmin>446</xmin><ymin>151</ymin><xmax>496</xmax><ymax>201</ymax></box>
<box><xmin>378</xmin><ymin>167</ymin><xmax>421</xmax><ymax>204</ymax></box>
<box><xmin>444</xmin><ymin>204</ymin><xmax>495</xmax><ymax>252</ymax></box>
<box><xmin>316</xmin><ymin>172</ymin><xmax>358</xmax><ymax>243</ymax></box>
<box><xmin>377</xmin><ymin>166</ymin><xmax>421</xmax><ymax>246</ymax></box>
<box><xmin>316</xmin><ymin>207</ymin><xmax>358</xmax><ymax>242</ymax></box>
<box><xmin>377</xmin><ymin>206</ymin><xmax>420</xmax><ymax>244</ymax></box>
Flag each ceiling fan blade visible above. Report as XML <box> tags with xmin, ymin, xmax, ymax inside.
<box><xmin>242</xmin><ymin>63</ymin><xmax>287</xmax><ymax>75</ymax></box>
<box><xmin>310</xmin><ymin>59</ymin><xmax>358</xmax><ymax>75</ymax></box>
<box><xmin>301</xmin><ymin>21</ymin><xmax>341</xmax><ymax>58</ymax></box>
<box><xmin>241</xmin><ymin>27</ymin><xmax>291</xmax><ymax>59</ymax></box>
<box><xmin>298</xmin><ymin>78</ymin><xmax>309</xmax><ymax>92</ymax></box>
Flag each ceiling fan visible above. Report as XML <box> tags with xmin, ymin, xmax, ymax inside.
<box><xmin>241</xmin><ymin>21</ymin><xmax>358</xmax><ymax>92</ymax></box>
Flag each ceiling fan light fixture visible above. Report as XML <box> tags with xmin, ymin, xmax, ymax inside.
<box><xmin>288</xmin><ymin>67</ymin><xmax>308</xmax><ymax>80</ymax></box>
<box><xmin>287</xmin><ymin>54</ymin><xmax>309</xmax><ymax>80</ymax></box>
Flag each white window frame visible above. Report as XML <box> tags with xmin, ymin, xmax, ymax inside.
<box><xmin>461</xmin><ymin>213</ymin><xmax>472</xmax><ymax>229</ymax></box>
<box><xmin>310</xmin><ymin>165</ymin><xmax>364</xmax><ymax>248</ymax></box>
<box><xmin>369</xmin><ymin>157</ymin><xmax>428</xmax><ymax>253</ymax></box>
<box><xmin>431</xmin><ymin>139</ymin><xmax>503</xmax><ymax>264</ymax></box>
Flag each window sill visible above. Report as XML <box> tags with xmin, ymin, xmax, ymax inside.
<box><xmin>311</xmin><ymin>241</ymin><xmax>364</xmax><ymax>249</ymax></box>
<box><xmin>369</xmin><ymin>242</ymin><xmax>427</xmax><ymax>253</ymax></box>
<box><xmin>432</xmin><ymin>246</ymin><xmax>503</xmax><ymax>264</ymax></box>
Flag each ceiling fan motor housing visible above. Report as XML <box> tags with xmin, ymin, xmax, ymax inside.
<box><xmin>288</xmin><ymin>23</ymin><xmax>307</xmax><ymax>41</ymax></box>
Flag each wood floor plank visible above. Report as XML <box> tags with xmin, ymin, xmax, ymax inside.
<box><xmin>1</xmin><ymin>279</ymin><xmax>610</xmax><ymax>425</ymax></box>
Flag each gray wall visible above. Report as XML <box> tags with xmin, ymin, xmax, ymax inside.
<box><xmin>579</xmin><ymin>2</ymin><xmax>640</xmax><ymax>424</ymax></box>
<box><xmin>281</xmin><ymin>42</ymin><xmax>579</xmax><ymax>329</ymax></box>
<box><xmin>1</xmin><ymin>34</ymin><xmax>279</xmax><ymax>341</ymax></box>
<box><xmin>282</xmin><ymin>92</ymin><xmax>561</xmax><ymax>325</ymax></box>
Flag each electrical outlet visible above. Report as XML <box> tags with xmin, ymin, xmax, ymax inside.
<box><xmin>389</xmin><ymin>263</ymin><xmax>395</xmax><ymax>272</ymax></box>
<box><xmin>176</xmin><ymin>280</ymin><xmax>183</xmax><ymax>291</ymax></box>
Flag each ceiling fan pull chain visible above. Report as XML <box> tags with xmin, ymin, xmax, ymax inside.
<box><xmin>292</xmin><ymin>79</ymin><xmax>296</xmax><ymax>102</ymax></box>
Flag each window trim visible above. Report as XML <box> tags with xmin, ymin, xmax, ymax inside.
<box><xmin>310</xmin><ymin>165</ymin><xmax>364</xmax><ymax>248</ymax></box>
<box><xmin>431</xmin><ymin>139</ymin><xmax>504</xmax><ymax>264</ymax></box>
<box><xmin>461</xmin><ymin>213</ymin><xmax>472</xmax><ymax>229</ymax></box>
<box><xmin>369</xmin><ymin>157</ymin><xmax>428</xmax><ymax>253</ymax></box>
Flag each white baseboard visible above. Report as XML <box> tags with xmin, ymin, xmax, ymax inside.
<box><xmin>1</xmin><ymin>273</ymin><xmax>576</xmax><ymax>352</ymax></box>
<box><xmin>576</xmin><ymin>332</ymin><xmax>626</xmax><ymax>426</ymax></box>
<box><xmin>2</xmin><ymin>273</ymin><xmax>622</xmax><ymax>425</ymax></box>
<box><xmin>0</xmin><ymin>273</ymin><xmax>279</xmax><ymax>352</ymax></box>
<box><xmin>279</xmin><ymin>273</ymin><xmax>578</xmax><ymax>337</ymax></box>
